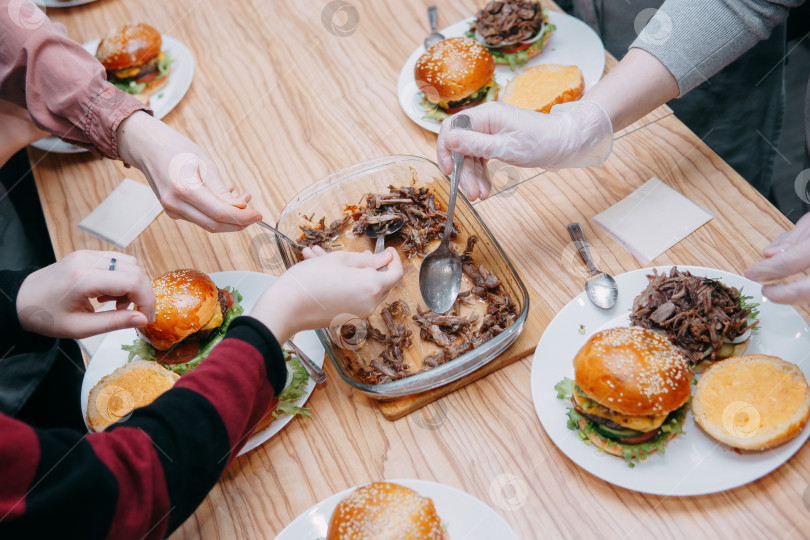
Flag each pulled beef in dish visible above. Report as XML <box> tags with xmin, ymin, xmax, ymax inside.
<box><xmin>352</xmin><ymin>185</ymin><xmax>455</xmax><ymax>257</ymax></box>
<box><xmin>363</xmin><ymin>301</ymin><xmax>413</xmax><ymax>383</ymax></box>
<box><xmin>629</xmin><ymin>267</ymin><xmax>757</xmax><ymax>364</ymax></box>
<box><xmin>300</xmin><ymin>215</ymin><xmax>350</xmax><ymax>247</ymax></box>
<box><xmin>470</xmin><ymin>1</ymin><xmax>546</xmax><ymax>46</ymax></box>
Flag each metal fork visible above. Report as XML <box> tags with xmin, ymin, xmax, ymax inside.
<box><xmin>285</xmin><ymin>338</ymin><xmax>327</xmax><ymax>384</ymax></box>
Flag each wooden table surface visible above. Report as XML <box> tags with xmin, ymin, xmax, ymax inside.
<box><xmin>30</xmin><ymin>0</ymin><xmax>810</xmax><ymax>538</ymax></box>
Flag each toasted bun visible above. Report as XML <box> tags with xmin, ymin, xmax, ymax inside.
<box><xmin>691</xmin><ymin>339</ymin><xmax>750</xmax><ymax>374</ymax></box>
<box><xmin>327</xmin><ymin>482</ymin><xmax>446</xmax><ymax>539</ymax></box>
<box><xmin>415</xmin><ymin>37</ymin><xmax>495</xmax><ymax>104</ymax></box>
<box><xmin>137</xmin><ymin>269</ymin><xmax>221</xmax><ymax>351</ymax></box>
<box><xmin>501</xmin><ymin>64</ymin><xmax>584</xmax><ymax>113</ymax></box>
<box><xmin>87</xmin><ymin>360</ymin><xmax>179</xmax><ymax>432</ymax></box>
<box><xmin>492</xmin><ymin>29</ymin><xmax>552</xmax><ymax>65</ymax></box>
<box><xmin>578</xmin><ymin>418</ymin><xmax>677</xmax><ymax>457</ymax></box>
<box><xmin>97</xmin><ymin>23</ymin><xmax>162</xmax><ymax>71</ymax></box>
<box><xmin>693</xmin><ymin>355</ymin><xmax>810</xmax><ymax>451</ymax></box>
<box><xmin>574</xmin><ymin>327</ymin><xmax>691</xmax><ymax>416</ymax></box>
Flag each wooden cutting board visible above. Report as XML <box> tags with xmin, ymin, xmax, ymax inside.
<box><xmin>373</xmin><ymin>282</ymin><xmax>551</xmax><ymax>420</ymax></box>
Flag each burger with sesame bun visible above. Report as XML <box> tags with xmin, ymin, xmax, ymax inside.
<box><xmin>122</xmin><ymin>269</ymin><xmax>243</xmax><ymax>375</ymax></box>
<box><xmin>415</xmin><ymin>37</ymin><xmax>499</xmax><ymax>122</ymax></box>
<box><xmin>96</xmin><ymin>23</ymin><xmax>173</xmax><ymax>102</ymax></box>
<box><xmin>327</xmin><ymin>482</ymin><xmax>449</xmax><ymax>539</ymax></box>
<box><xmin>555</xmin><ymin>327</ymin><xmax>692</xmax><ymax>465</ymax></box>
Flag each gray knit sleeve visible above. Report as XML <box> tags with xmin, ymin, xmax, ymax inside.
<box><xmin>629</xmin><ymin>0</ymin><xmax>800</xmax><ymax>95</ymax></box>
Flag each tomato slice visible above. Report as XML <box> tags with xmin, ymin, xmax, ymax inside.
<box><xmin>222</xmin><ymin>289</ymin><xmax>235</xmax><ymax>310</ymax></box>
<box><xmin>156</xmin><ymin>341</ymin><xmax>200</xmax><ymax>365</ymax></box>
<box><xmin>135</xmin><ymin>70</ymin><xmax>159</xmax><ymax>84</ymax></box>
<box><xmin>497</xmin><ymin>41</ymin><xmax>532</xmax><ymax>54</ymax></box>
<box><xmin>616</xmin><ymin>429</ymin><xmax>660</xmax><ymax>445</ymax></box>
<box><xmin>444</xmin><ymin>97</ymin><xmax>485</xmax><ymax>115</ymax></box>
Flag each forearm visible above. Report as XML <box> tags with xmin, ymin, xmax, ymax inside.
<box><xmin>0</xmin><ymin>0</ymin><xmax>149</xmax><ymax>158</ymax></box>
<box><xmin>0</xmin><ymin>317</ymin><xmax>287</xmax><ymax>538</ymax></box>
<box><xmin>583</xmin><ymin>48</ymin><xmax>679</xmax><ymax>133</ymax></box>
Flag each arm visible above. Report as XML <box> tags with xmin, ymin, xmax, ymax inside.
<box><xmin>0</xmin><ymin>1</ymin><xmax>261</xmax><ymax>231</ymax></box>
<box><xmin>0</xmin><ymin>248</ymin><xmax>403</xmax><ymax>538</ymax></box>
<box><xmin>436</xmin><ymin>0</ymin><xmax>800</xmax><ymax>200</ymax></box>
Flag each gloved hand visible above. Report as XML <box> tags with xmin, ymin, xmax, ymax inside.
<box><xmin>745</xmin><ymin>212</ymin><xmax>810</xmax><ymax>304</ymax></box>
<box><xmin>436</xmin><ymin>100</ymin><xmax>614</xmax><ymax>201</ymax></box>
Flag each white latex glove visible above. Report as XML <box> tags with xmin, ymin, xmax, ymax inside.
<box><xmin>745</xmin><ymin>212</ymin><xmax>810</xmax><ymax>304</ymax></box>
<box><xmin>436</xmin><ymin>100</ymin><xmax>614</xmax><ymax>201</ymax></box>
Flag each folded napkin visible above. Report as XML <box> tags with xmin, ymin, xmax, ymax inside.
<box><xmin>593</xmin><ymin>177</ymin><xmax>714</xmax><ymax>263</ymax></box>
<box><xmin>78</xmin><ymin>178</ymin><xmax>163</xmax><ymax>248</ymax></box>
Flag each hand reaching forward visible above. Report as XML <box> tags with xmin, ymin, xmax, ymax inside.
<box><xmin>745</xmin><ymin>212</ymin><xmax>810</xmax><ymax>304</ymax></box>
<box><xmin>17</xmin><ymin>251</ymin><xmax>156</xmax><ymax>339</ymax></box>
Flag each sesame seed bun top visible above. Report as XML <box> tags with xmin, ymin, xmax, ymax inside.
<box><xmin>136</xmin><ymin>269</ymin><xmax>221</xmax><ymax>351</ymax></box>
<box><xmin>414</xmin><ymin>37</ymin><xmax>495</xmax><ymax>104</ymax></box>
<box><xmin>326</xmin><ymin>482</ymin><xmax>445</xmax><ymax>540</ymax></box>
<box><xmin>574</xmin><ymin>327</ymin><xmax>692</xmax><ymax>416</ymax></box>
<box><xmin>96</xmin><ymin>23</ymin><xmax>162</xmax><ymax>71</ymax></box>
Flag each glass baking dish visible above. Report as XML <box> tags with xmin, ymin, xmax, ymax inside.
<box><xmin>275</xmin><ymin>155</ymin><xmax>529</xmax><ymax>398</ymax></box>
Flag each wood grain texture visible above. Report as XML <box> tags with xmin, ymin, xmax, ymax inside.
<box><xmin>27</xmin><ymin>1</ymin><xmax>810</xmax><ymax>539</ymax></box>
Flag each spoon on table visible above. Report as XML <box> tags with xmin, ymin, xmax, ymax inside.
<box><xmin>365</xmin><ymin>216</ymin><xmax>404</xmax><ymax>271</ymax></box>
<box><xmin>419</xmin><ymin>114</ymin><xmax>471</xmax><ymax>313</ymax></box>
<box><xmin>567</xmin><ymin>223</ymin><xmax>618</xmax><ymax>309</ymax></box>
<box><xmin>424</xmin><ymin>6</ymin><xmax>445</xmax><ymax>49</ymax></box>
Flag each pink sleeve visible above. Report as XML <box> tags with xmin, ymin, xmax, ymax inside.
<box><xmin>0</xmin><ymin>0</ymin><xmax>151</xmax><ymax>158</ymax></box>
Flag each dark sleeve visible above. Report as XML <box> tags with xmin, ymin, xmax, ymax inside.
<box><xmin>0</xmin><ymin>316</ymin><xmax>287</xmax><ymax>539</ymax></box>
<box><xmin>0</xmin><ymin>268</ymin><xmax>56</xmax><ymax>354</ymax></box>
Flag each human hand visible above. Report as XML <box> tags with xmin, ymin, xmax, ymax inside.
<box><xmin>436</xmin><ymin>100</ymin><xmax>613</xmax><ymax>201</ymax></box>
<box><xmin>117</xmin><ymin>111</ymin><xmax>262</xmax><ymax>232</ymax></box>
<box><xmin>745</xmin><ymin>212</ymin><xmax>810</xmax><ymax>304</ymax></box>
<box><xmin>16</xmin><ymin>251</ymin><xmax>156</xmax><ymax>339</ymax></box>
<box><xmin>0</xmin><ymin>100</ymin><xmax>48</xmax><ymax>167</ymax></box>
<box><xmin>250</xmin><ymin>246</ymin><xmax>403</xmax><ymax>343</ymax></box>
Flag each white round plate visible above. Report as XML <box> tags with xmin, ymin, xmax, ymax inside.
<box><xmin>397</xmin><ymin>11</ymin><xmax>605</xmax><ymax>134</ymax></box>
<box><xmin>34</xmin><ymin>0</ymin><xmax>100</xmax><ymax>7</ymax></box>
<box><xmin>531</xmin><ymin>265</ymin><xmax>810</xmax><ymax>496</ymax></box>
<box><xmin>275</xmin><ymin>478</ymin><xmax>519</xmax><ymax>539</ymax></box>
<box><xmin>80</xmin><ymin>271</ymin><xmax>324</xmax><ymax>456</ymax></box>
<box><xmin>31</xmin><ymin>35</ymin><xmax>194</xmax><ymax>153</ymax></box>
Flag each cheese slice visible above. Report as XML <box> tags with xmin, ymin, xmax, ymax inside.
<box><xmin>573</xmin><ymin>386</ymin><xmax>668</xmax><ymax>432</ymax></box>
<box><xmin>199</xmin><ymin>302</ymin><xmax>224</xmax><ymax>332</ymax></box>
<box><xmin>428</xmin><ymin>77</ymin><xmax>495</xmax><ymax>109</ymax></box>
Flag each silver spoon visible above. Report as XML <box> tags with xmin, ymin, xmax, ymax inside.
<box><xmin>255</xmin><ymin>220</ymin><xmax>305</xmax><ymax>254</ymax></box>
<box><xmin>285</xmin><ymin>338</ymin><xmax>326</xmax><ymax>384</ymax></box>
<box><xmin>419</xmin><ymin>114</ymin><xmax>470</xmax><ymax>313</ymax></box>
<box><xmin>424</xmin><ymin>6</ymin><xmax>445</xmax><ymax>49</ymax></box>
<box><xmin>567</xmin><ymin>223</ymin><xmax>618</xmax><ymax>309</ymax></box>
<box><xmin>365</xmin><ymin>216</ymin><xmax>404</xmax><ymax>272</ymax></box>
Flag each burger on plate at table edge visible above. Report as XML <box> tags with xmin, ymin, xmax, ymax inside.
<box><xmin>122</xmin><ymin>269</ymin><xmax>243</xmax><ymax>374</ymax></box>
<box><xmin>555</xmin><ymin>326</ymin><xmax>692</xmax><ymax>465</ymax></box>
<box><xmin>96</xmin><ymin>22</ymin><xmax>173</xmax><ymax>102</ymax></box>
<box><xmin>467</xmin><ymin>1</ymin><xmax>555</xmax><ymax>70</ymax></box>
<box><xmin>415</xmin><ymin>36</ymin><xmax>499</xmax><ymax>121</ymax></box>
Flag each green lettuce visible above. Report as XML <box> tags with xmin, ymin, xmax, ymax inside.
<box><xmin>272</xmin><ymin>350</ymin><xmax>311</xmax><ymax>418</ymax></box>
<box><xmin>122</xmin><ymin>286</ymin><xmax>244</xmax><ymax>375</ymax></box>
<box><xmin>555</xmin><ymin>377</ymin><xmax>688</xmax><ymax>467</ymax></box>
<box><xmin>111</xmin><ymin>50</ymin><xmax>174</xmax><ymax>95</ymax></box>
<box><xmin>465</xmin><ymin>22</ymin><xmax>555</xmax><ymax>70</ymax></box>
<box><xmin>421</xmin><ymin>80</ymin><xmax>500</xmax><ymax>121</ymax></box>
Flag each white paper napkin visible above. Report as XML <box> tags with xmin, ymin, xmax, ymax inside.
<box><xmin>78</xmin><ymin>178</ymin><xmax>163</xmax><ymax>248</ymax></box>
<box><xmin>592</xmin><ymin>177</ymin><xmax>714</xmax><ymax>263</ymax></box>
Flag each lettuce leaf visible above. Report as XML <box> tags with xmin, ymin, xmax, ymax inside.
<box><xmin>272</xmin><ymin>350</ymin><xmax>311</xmax><ymax>418</ymax></box>
<box><xmin>110</xmin><ymin>50</ymin><xmax>174</xmax><ymax>95</ymax></box>
<box><xmin>122</xmin><ymin>286</ymin><xmax>244</xmax><ymax>375</ymax></box>
<box><xmin>420</xmin><ymin>79</ymin><xmax>500</xmax><ymax>122</ymax></box>
<box><xmin>465</xmin><ymin>23</ymin><xmax>555</xmax><ymax>70</ymax></box>
<box><xmin>556</xmin><ymin>377</ymin><xmax>689</xmax><ymax>466</ymax></box>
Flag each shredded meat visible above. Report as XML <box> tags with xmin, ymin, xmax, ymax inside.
<box><xmin>469</xmin><ymin>1</ymin><xmax>547</xmax><ymax>46</ymax></box>
<box><xmin>299</xmin><ymin>215</ymin><xmax>350</xmax><ymax>247</ymax></box>
<box><xmin>358</xmin><ymin>301</ymin><xmax>414</xmax><ymax>384</ymax></box>
<box><xmin>629</xmin><ymin>267</ymin><xmax>757</xmax><ymax>365</ymax></box>
<box><xmin>351</xmin><ymin>185</ymin><xmax>455</xmax><ymax>257</ymax></box>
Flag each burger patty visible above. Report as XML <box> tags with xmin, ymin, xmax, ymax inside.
<box><xmin>107</xmin><ymin>54</ymin><xmax>160</xmax><ymax>82</ymax></box>
<box><xmin>185</xmin><ymin>289</ymin><xmax>229</xmax><ymax>343</ymax></box>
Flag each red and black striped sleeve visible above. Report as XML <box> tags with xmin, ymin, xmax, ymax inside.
<box><xmin>0</xmin><ymin>316</ymin><xmax>287</xmax><ymax>539</ymax></box>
